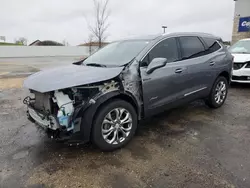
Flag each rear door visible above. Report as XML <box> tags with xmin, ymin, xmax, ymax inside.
<box><xmin>200</xmin><ymin>37</ymin><xmax>226</xmax><ymax>85</ymax></box>
<box><xmin>177</xmin><ymin>36</ymin><xmax>212</xmax><ymax>99</ymax></box>
<box><xmin>140</xmin><ymin>37</ymin><xmax>189</xmax><ymax>116</ymax></box>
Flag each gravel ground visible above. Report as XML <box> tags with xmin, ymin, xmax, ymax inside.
<box><xmin>0</xmin><ymin>78</ymin><xmax>25</xmax><ymax>89</ymax></box>
<box><xmin>0</xmin><ymin>82</ymin><xmax>250</xmax><ymax>188</ymax></box>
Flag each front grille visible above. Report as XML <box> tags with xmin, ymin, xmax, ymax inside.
<box><xmin>232</xmin><ymin>76</ymin><xmax>250</xmax><ymax>81</ymax></box>
<box><xmin>233</xmin><ymin>63</ymin><xmax>245</xmax><ymax>70</ymax></box>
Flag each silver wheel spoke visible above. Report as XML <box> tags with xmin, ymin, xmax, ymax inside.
<box><xmin>217</xmin><ymin>95</ymin><xmax>221</xmax><ymax>103</ymax></box>
<box><xmin>116</xmin><ymin>130</ymin><xmax>120</xmax><ymax>143</ymax></box>
<box><xmin>120</xmin><ymin>113</ymin><xmax>132</xmax><ymax>124</ymax></box>
<box><xmin>114</xmin><ymin>108</ymin><xmax>120</xmax><ymax>121</ymax></box>
<box><xmin>106</xmin><ymin>112</ymin><xmax>113</xmax><ymax>121</ymax></box>
<box><xmin>102</xmin><ymin>126</ymin><xmax>115</xmax><ymax>134</ymax></box>
<box><xmin>221</xmin><ymin>85</ymin><xmax>226</xmax><ymax>91</ymax></box>
<box><xmin>110</xmin><ymin>130</ymin><xmax>117</xmax><ymax>144</ymax></box>
<box><xmin>119</xmin><ymin>108</ymin><xmax>125</xmax><ymax>118</ymax></box>
<box><xmin>120</xmin><ymin>128</ymin><xmax>128</xmax><ymax>138</ymax></box>
<box><xmin>103</xmin><ymin>119</ymin><xmax>114</xmax><ymax>125</ymax></box>
<box><xmin>103</xmin><ymin>129</ymin><xmax>115</xmax><ymax>139</ymax></box>
<box><xmin>120</xmin><ymin>125</ymin><xmax>132</xmax><ymax>132</ymax></box>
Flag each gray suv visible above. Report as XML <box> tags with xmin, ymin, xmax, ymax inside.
<box><xmin>23</xmin><ymin>32</ymin><xmax>233</xmax><ymax>151</ymax></box>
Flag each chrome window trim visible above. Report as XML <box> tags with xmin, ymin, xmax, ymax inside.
<box><xmin>140</xmin><ymin>36</ymin><xmax>223</xmax><ymax>66</ymax></box>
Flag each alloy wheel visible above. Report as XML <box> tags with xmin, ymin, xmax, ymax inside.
<box><xmin>214</xmin><ymin>81</ymin><xmax>227</xmax><ymax>104</ymax></box>
<box><xmin>101</xmin><ymin>108</ymin><xmax>133</xmax><ymax>145</ymax></box>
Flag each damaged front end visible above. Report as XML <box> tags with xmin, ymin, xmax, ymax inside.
<box><xmin>24</xmin><ymin>80</ymin><xmax>121</xmax><ymax>142</ymax></box>
<box><xmin>23</xmin><ymin>58</ymin><xmax>144</xmax><ymax>144</ymax></box>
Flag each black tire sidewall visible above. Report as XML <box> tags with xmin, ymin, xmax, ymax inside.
<box><xmin>208</xmin><ymin>76</ymin><xmax>228</xmax><ymax>108</ymax></box>
<box><xmin>91</xmin><ymin>99</ymin><xmax>138</xmax><ymax>151</ymax></box>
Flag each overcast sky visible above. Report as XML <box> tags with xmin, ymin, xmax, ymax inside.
<box><xmin>1</xmin><ymin>0</ymin><xmax>235</xmax><ymax>45</ymax></box>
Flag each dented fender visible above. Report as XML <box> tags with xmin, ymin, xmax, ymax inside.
<box><xmin>73</xmin><ymin>90</ymin><xmax>141</xmax><ymax>142</ymax></box>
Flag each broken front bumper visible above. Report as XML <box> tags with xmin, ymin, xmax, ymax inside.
<box><xmin>26</xmin><ymin>106</ymin><xmax>66</xmax><ymax>140</ymax></box>
<box><xmin>27</xmin><ymin>107</ymin><xmax>59</xmax><ymax>130</ymax></box>
<box><xmin>26</xmin><ymin>105</ymin><xmax>83</xmax><ymax>142</ymax></box>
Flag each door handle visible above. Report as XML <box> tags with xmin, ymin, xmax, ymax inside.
<box><xmin>175</xmin><ymin>68</ymin><xmax>183</xmax><ymax>73</ymax></box>
<box><xmin>210</xmin><ymin>61</ymin><xmax>215</xmax><ymax>66</ymax></box>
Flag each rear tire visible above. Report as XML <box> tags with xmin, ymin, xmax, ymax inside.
<box><xmin>91</xmin><ymin>99</ymin><xmax>138</xmax><ymax>151</ymax></box>
<box><xmin>206</xmin><ymin>76</ymin><xmax>228</xmax><ymax>108</ymax></box>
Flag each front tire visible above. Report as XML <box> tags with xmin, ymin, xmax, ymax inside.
<box><xmin>91</xmin><ymin>99</ymin><xmax>138</xmax><ymax>151</ymax></box>
<box><xmin>206</xmin><ymin>76</ymin><xmax>228</xmax><ymax>108</ymax></box>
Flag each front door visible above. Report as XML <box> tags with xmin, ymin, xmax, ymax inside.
<box><xmin>140</xmin><ymin>37</ymin><xmax>189</xmax><ymax>116</ymax></box>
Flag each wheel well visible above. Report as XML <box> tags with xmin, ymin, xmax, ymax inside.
<box><xmin>81</xmin><ymin>93</ymin><xmax>141</xmax><ymax>143</ymax></box>
<box><xmin>93</xmin><ymin>94</ymin><xmax>140</xmax><ymax>120</ymax></box>
<box><xmin>218</xmin><ymin>71</ymin><xmax>230</xmax><ymax>83</ymax></box>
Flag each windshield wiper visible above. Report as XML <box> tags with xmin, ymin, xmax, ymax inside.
<box><xmin>85</xmin><ymin>63</ymin><xmax>107</xmax><ymax>67</ymax></box>
<box><xmin>239</xmin><ymin>52</ymin><xmax>250</xmax><ymax>54</ymax></box>
<box><xmin>232</xmin><ymin>52</ymin><xmax>250</xmax><ymax>54</ymax></box>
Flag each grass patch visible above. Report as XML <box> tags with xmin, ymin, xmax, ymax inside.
<box><xmin>0</xmin><ymin>42</ymin><xmax>23</xmax><ymax>46</ymax></box>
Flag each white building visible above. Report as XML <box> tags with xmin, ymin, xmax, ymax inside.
<box><xmin>232</xmin><ymin>0</ymin><xmax>250</xmax><ymax>44</ymax></box>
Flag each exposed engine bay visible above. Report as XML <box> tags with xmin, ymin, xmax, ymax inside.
<box><xmin>24</xmin><ymin>80</ymin><xmax>127</xmax><ymax>140</ymax></box>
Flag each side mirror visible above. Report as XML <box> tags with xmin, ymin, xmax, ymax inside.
<box><xmin>146</xmin><ymin>58</ymin><xmax>167</xmax><ymax>74</ymax></box>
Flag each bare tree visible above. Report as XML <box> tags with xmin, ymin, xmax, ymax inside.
<box><xmin>88</xmin><ymin>0</ymin><xmax>110</xmax><ymax>48</ymax></box>
<box><xmin>15</xmin><ymin>37</ymin><xmax>28</xmax><ymax>45</ymax></box>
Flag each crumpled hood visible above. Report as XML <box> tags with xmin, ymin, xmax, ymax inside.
<box><xmin>232</xmin><ymin>53</ymin><xmax>250</xmax><ymax>63</ymax></box>
<box><xmin>23</xmin><ymin>64</ymin><xmax>124</xmax><ymax>93</ymax></box>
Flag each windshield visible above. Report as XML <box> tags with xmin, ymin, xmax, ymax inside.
<box><xmin>229</xmin><ymin>40</ymin><xmax>250</xmax><ymax>54</ymax></box>
<box><xmin>84</xmin><ymin>40</ymin><xmax>149</xmax><ymax>66</ymax></box>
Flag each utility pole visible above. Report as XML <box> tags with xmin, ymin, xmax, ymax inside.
<box><xmin>162</xmin><ymin>26</ymin><xmax>167</xmax><ymax>33</ymax></box>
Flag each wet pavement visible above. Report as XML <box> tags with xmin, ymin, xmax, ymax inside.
<box><xmin>0</xmin><ymin>83</ymin><xmax>250</xmax><ymax>188</ymax></box>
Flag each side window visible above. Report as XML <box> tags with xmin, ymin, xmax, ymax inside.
<box><xmin>179</xmin><ymin>36</ymin><xmax>205</xmax><ymax>60</ymax></box>
<box><xmin>202</xmin><ymin>37</ymin><xmax>221</xmax><ymax>54</ymax></box>
<box><xmin>141</xmin><ymin>38</ymin><xmax>179</xmax><ymax>66</ymax></box>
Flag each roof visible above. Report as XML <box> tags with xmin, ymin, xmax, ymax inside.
<box><xmin>79</xmin><ymin>42</ymin><xmax>109</xmax><ymax>46</ymax></box>
<box><xmin>162</xmin><ymin>32</ymin><xmax>221</xmax><ymax>39</ymax></box>
<box><xmin>29</xmin><ymin>40</ymin><xmax>41</xmax><ymax>46</ymax></box>
<box><xmin>239</xmin><ymin>38</ymin><xmax>250</xmax><ymax>41</ymax></box>
<box><xmin>121</xmin><ymin>34</ymin><xmax>161</xmax><ymax>41</ymax></box>
<box><xmin>29</xmin><ymin>40</ymin><xmax>64</xmax><ymax>46</ymax></box>
<box><xmin>119</xmin><ymin>32</ymin><xmax>221</xmax><ymax>42</ymax></box>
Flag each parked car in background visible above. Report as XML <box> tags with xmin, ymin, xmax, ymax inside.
<box><xmin>229</xmin><ymin>38</ymin><xmax>250</xmax><ymax>83</ymax></box>
<box><xmin>23</xmin><ymin>32</ymin><xmax>233</xmax><ymax>151</ymax></box>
